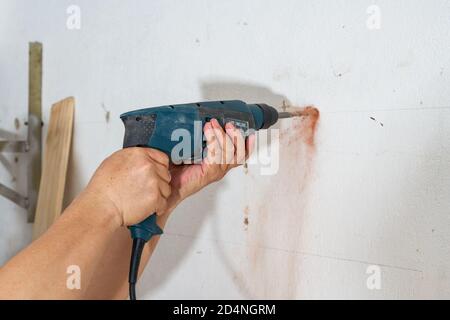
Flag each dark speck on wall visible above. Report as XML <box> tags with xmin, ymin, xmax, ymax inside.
<box><xmin>370</xmin><ymin>116</ymin><xmax>384</xmax><ymax>127</ymax></box>
<box><xmin>243</xmin><ymin>205</ymin><xmax>250</xmax><ymax>230</ymax></box>
<box><xmin>101</xmin><ymin>103</ymin><xmax>111</xmax><ymax>123</ymax></box>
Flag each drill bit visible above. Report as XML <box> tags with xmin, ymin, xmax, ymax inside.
<box><xmin>278</xmin><ymin>107</ymin><xmax>319</xmax><ymax>119</ymax></box>
<box><xmin>278</xmin><ymin>112</ymin><xmax>296</xmax><ymax>119</ymax></box>
<box><xmin>278</xmin><ymin>110</ymin><xmax>307</xmax><ymax>119</ymax></box>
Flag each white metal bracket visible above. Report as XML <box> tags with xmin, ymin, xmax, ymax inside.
<box><xmin>0</xmin><ymin>42</ymin><xmax>42</xmax><ymax>222</ymax></box>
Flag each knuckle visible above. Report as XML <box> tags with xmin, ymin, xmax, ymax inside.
<box><xmin>151</xmin><ymin>150</ymin><xmax>169</xmax><ymax>166</ymax></box>
<box><xmin>141</xmin><ymin>161</ymin><xmax>155</xmax><ymax>172</ymax></box>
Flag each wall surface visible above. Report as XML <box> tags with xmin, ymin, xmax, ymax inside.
<box><xmin>1</xmin><ymin>0</ymin><xmax>450</xmax><ymax>299</ymax></box>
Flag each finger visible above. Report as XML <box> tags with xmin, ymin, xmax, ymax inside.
<box><xmin>146</xmin><ymin>148</ymin><xmax>169</xmax><ymax>167</ymax></box>
<box><xmin>211</xmin><ymin>119</ymin><xmax>234</xmax><ymax>165</ymax></box>
<box><xmin>246</xmin><ymin>133</ymin><xmax>256</xmax><ymax>160</ymax></box>
<box><xmin>154</xmin><ymin>162</ymin><xmax>171</xmax><ymax>183</ymax></box>
<box><xmin>158</xmin><ymin>180</ymin><xmax>171</xmax><ymax>198</ymax></box>
<box><xmin>204</xmin><ymin>121</ymin><xmax>221</xmax><ymax>165</ymax></box>
<box><xmin>154</xmin><ymin>197</ymin><xmax>168</xmax><ymax>216</ymax></box>
<box><xmin>204</xmin><ymin>121</ymin><xmax>215</xmax><ymax>144</ymax></box>
<box><xmin>225</xmin><ymin>123</ymin><xmax>246</xmax><ymax>166</ymax></box>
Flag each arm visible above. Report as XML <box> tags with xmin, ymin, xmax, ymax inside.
<box><xmin>0</xmin><ymin>119</ymin><xmax>253</xmax><ymax>299</ymax></box>
<box><xmin>0</xmin><ymin>148</ymin><xmax>172</xmax><ymax>299</ymax></box>
<box><xmin>84</xmin><ymin>119</ymin><xmax>255</xmax><ymax>299</ymax></box>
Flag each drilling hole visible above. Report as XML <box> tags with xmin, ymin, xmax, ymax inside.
<box><xmin>196</xmin><ymin>103</ymin><xmax>201</xmax><ymax>107</ymax></box>
<box><xmin>135</xmin><ymin>117</ymin><xmax>142</xmax><ymax>122</ymax></box>
<box><xmin>220</xmin><ymin>101</ymin><xmax>225</xmax><ymax>104</ymax></box>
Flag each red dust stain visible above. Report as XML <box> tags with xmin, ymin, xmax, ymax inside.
<box><xmin>287</xmin><ymin>106</ymin><xmax>320</xmax><ymax>147</ymax></box>
<box><xmin>235</xmin><ymin>104</ymin><xmax>320</xmax><ymax>299</ymax></box>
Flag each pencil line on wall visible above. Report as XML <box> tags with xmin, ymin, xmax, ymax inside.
<box><xmin>323</xmin><ymin>106</ymin><xmax>450</xmax><ymax>114</ymax></box>
<box><xmin>165</xmin><ymin>232</ymin><xmax>423</xmax><ymax>274</ymax></box>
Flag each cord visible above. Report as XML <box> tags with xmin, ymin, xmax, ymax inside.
<box><xmin>128</xmin><ymin>238</ymin><xmax>146</xmax><ymax>300</ymax></box>
<box><xmin>129</xmin><ymin>283</ymin><xmax>136</xmax><ymax>300</ymax></box>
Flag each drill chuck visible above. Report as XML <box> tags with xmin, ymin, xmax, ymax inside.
<box><xmin>253</xmin><ymin>103</ymin><xmax>279</xmax><ymax>129</ymax></box>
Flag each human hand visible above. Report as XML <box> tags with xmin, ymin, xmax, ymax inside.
<box><xmin>83</xmin><ymin>148</ymin><xmax>172</xmax><ymax>227</ymax></box>
<box><xmin>167</xmin><ymin>118</ymin><xmax>255</xmax><ymax>207</ymax></box>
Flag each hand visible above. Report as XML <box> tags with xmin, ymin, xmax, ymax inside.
<box><xmin>167</xmin><ymin>119</ymin><xmax>255</xmax><ymax>207</ymax></box>
<box><xmin>83</xmin><ymin>148</ymin><xmax>172</xmax><ymax>227</ymax></box>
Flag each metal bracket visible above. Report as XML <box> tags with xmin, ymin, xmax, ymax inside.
<box><xmin>0</xmin><ymin>42</ymin><xmax>42</xmax><ymax>222</ymax></box>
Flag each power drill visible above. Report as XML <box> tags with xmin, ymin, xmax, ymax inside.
<box><xmin>120</xmin><ymin>100</ymin><xmax>299</xmax><ymax>299</ymax></box>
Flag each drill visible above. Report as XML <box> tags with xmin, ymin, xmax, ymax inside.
<box><xmin>120</xmin><ymin>100</ymin><xmax>300</xmax><ymax>299</ymax></box>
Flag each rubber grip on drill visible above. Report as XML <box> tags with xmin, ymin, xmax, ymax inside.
<box><xmin>129</xmin><ymin>214</ymin><xmax>163</xmax><ymax>242</ymax></box>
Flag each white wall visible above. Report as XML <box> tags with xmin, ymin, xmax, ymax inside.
<box><xmin>1</xmin><ymin>0</ymin><xmax>449</xmax><ymax>299</ymax></box>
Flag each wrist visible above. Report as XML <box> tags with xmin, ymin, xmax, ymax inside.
<box><xmin>69</xmin><ymin>188</ymin><xmax>123</xmax><ymax>231</ymax></box>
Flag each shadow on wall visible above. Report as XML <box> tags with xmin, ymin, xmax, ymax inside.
<box><xmin>140</xmin><ymin>180</ymin><xmax>225</xmax><ymax>296</ymax></box>
<box><xmin>141</xmin><ymin>81</ymin><xmax>298</xmax><ymax>298</ymax></box>
<box><xmin>201</xmin><ymin>80</ymin><xmax>290</xmax><ymax>107</ymax></box>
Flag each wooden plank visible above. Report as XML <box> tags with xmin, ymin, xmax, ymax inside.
<box><xmin>32</xmin><ymin>97</ymin><xmax>75</xmax><ymax>240</ymax></box>
<box><xmin>28</xmin><ymin>42</ymin><xmax>43</xmax><ymax>222</ymax></box>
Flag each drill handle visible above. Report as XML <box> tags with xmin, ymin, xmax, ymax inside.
<box><xmin>128</xmin><ymin>214</ymin><xmax>163</xmax><ymax>242</ymax></box>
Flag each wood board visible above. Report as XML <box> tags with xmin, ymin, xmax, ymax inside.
<box><xmin>32</xmin><ymin>97</ymin><xmax>75</xmax><ymax>239</ymax></box>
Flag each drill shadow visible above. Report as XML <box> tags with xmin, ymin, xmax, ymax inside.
<box><xmin>201</xmin><ymin>81</ymin><xmax>289</xmax><ymax>108</ymax></box>
<box><xmin>139</xmin><ymin>180</ymin><xmax>224</xmax><ymax>296</ymax></box>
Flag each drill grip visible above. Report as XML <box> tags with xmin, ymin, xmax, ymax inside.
<box><xmin>129</xmin><ymin>214</ymin><xmax>163</xmax><ymax>242</ymax></box>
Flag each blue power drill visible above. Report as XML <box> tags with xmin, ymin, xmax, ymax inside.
<box><xmin>120</xmin><ymin>100</ymin><xmax>297</xmax><ymax>299</ymax></box>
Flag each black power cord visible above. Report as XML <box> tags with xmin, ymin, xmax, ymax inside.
<box><xmin>128</xmin><ymin>238</ymin><xmax>146</xmax><ymax>300</ymax></box>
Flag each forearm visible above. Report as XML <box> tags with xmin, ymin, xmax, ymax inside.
<box><xmin>0</xmin><ymin>191</ymin><xmax>121</xmax><ymax>299</ymax></box>
<box><xmin>84</xmin><ymin>200</ymin><xmax>178</xmax><ymax>299</ymax></box>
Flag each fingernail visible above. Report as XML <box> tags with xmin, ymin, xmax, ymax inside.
<box><xmin>212</xmin><ymin>118</ymin><xmax>220</xmax><ymax>127</ymax></box>
<box><xmin>225</xmin><ymin>122</ymin><xmax>233</xmax><ymax>130</ymax></box>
